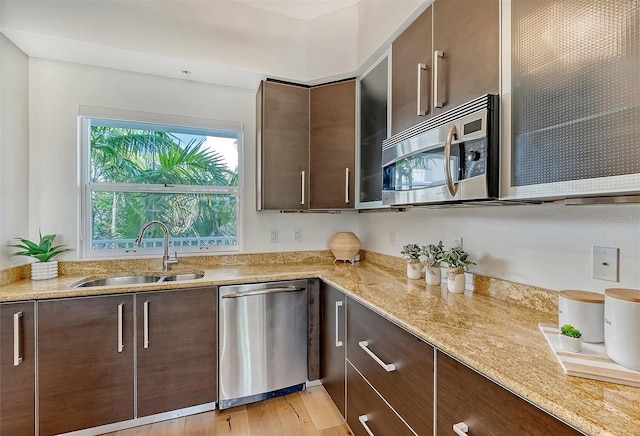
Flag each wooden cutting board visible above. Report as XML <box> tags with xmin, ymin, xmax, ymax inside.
<box><xmin>539</xmin><ymin>323</ymin><xmax>640</xmax><ymax>388</ymax></box>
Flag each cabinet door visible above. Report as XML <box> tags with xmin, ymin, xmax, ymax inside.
<box><xmin>136</xmin><ymin>287</ymin><xmax>217</xmax><ymax>417</ymax></box>
<box><xmin>347</xmin><ymin>297</ymin><xmax>434</xmax><ymax>435</ymax></box>
<box><xmin>391</xmin><ymin>6</ymin><xmax>433</xmax><ymax>135</ymax></box>
<box><xmin>320</xmin><ymin>283</ymin><xmax>346</xmax><ymax>416</ymax></box>
<box><xmin>346</xmin><ymin>361</ymin><xmax>414</xmax><ymax>436</ymax></box>
<box><xmin>432</xmin><ymin>0</ymin><xmax>499</xmax><ymax>115</ymax></box>
<box><xmin>437</xmin><ymin>351</ymin><xmax>582</xmax><ymax>435</ymax></box>
<box><xmin>257</xmin><ymin>80</ymin><xmax>309</xmax><ymax>210</ymax></box>
<box><xmin>1</xmin><ymin>301</ymin><xmax>35</xmax><ymax>436</ymax></box>
<box><xmin>38</xmin><ymin>294</ymin><xmax>134</xmax><ymax>436</ymax></box>
<box><xmin>309</xmin><ymin>80</ymin><xmax>356</xmax><ymax>210</ymax></box>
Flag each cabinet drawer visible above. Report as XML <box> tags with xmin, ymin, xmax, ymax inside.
<box><xmin>347</xmin><ymin>297</ymin><xmax>433</xmax><ymax>435</ymax></box>
<box><xmin>346</xmin><ymin>361</ymin><xmax>415</xmax><ymax>436</ymax></box>
<box><xmin>437</xmin><ymin>351</ymin><xmax>582</xmax><ymax>435</ymax></box>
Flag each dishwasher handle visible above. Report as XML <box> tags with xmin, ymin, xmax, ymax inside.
<box><xmin>221</xmin><ymin>286</ymin><xmax>305</xmax><ymax>299</ymax></box>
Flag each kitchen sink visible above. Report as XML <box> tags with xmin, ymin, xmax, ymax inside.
<box><xmin>72</xmin><ymin>272</ymin><xmax>204</xmax><ymax>288</ymax></box>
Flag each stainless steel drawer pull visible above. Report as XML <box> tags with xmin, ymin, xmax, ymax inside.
<box><xmin>359</xmin><ymin>341</ymin><xmax>396</xmax><ymax>372</ymax></box>
<box><xmin>359</xmin><ymin>415</ymin><xmax>375</xmax><ymax>436</ymax></box>
<box><xmin>14</xmin><ymin>311</ymin><xmax>23</xmax><ymax>366</ymax></box>
<box><xmin>417</xmin><ymin>62</ymin><xmax>428</xmax><ymax>116</ymax></box>
<box><xmin>453</xmin><ymin>422</ymin><xmax>469</xmax><ymax>436</ymax></box>
<box><xmin>335</xmin><ymin>300</ymin><xmax>343</xmax><ymax>348</ymax></box>
<box><xmin>222</xmin><ymin>286</ymin><xmax>305</xmax><ymax>299</ymax></box>
<box><xmin>143</xmin><ymin>301</ymin><xmax>150</xmax><ymax>349</ymax></box>
<box><xmin>345</xmin><ymin>168</ymin><xmax>350</xmax><ymax>204</ymax></box>
<box><xmin>117</xmin><ymin>303</ymin><xmax>124</xmax><ymax>353</ymax></box>
<box><xmin>433</xmin><ymin>50</ymin><xmax>444</xmax><ymax>108</ymax></box>
<box><xmin>301</xmin><ymin>170</ymin><xmax>305</xmax><ymax>205</ymax></box>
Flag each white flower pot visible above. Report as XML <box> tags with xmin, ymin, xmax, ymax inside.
<box><xmin>446</xmin><ymin>268</ymin><xmax>466</xmax><ymax>293</ymax></box>
<box><xmin>559</xmin><ymin>334</ymin><xmax>583</xmax><ymax>353</ymax></box>
<box><xmin>406</xmin><ymin>260</ymin><xmax>422</xmax><ymax>280</ymax></box>
<box><xmin>31</xmin><ymin>261</ymin><xmax>59</xmax><ymax>280</ymax></box>
<box><xmin>425</xmin><ymin>264</ymin><xmax>441</xmax><ymax>286</ymax></box>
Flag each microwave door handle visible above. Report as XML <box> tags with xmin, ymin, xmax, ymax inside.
<box><xmin>444</xmin><ymin>125</ymin><xmax>458</xmax><ymax>197</ymax></box>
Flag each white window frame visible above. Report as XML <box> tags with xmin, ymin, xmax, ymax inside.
<box><xmin>78</xmin><ymin>106</ymin><xmax>243</xmax><ymax>259</ymax></box>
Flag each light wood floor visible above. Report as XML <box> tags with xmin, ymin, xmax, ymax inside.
<box><xmin>103</xmin><ymin>386</ymin><xmax>352</xmax><ymax>435</ymax></box>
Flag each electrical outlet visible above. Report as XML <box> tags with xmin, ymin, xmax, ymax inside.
<box><xmin>294</xmin><ymin>229</ymin><xmax>302</xmax><ymax>242</ymax></box>
<box><xmin>452</xmin><ymin>236</ymin><xmax>463</xmax><ymax>249</ymax></box>
<box><xmin>592</xmin><ymin>246</ymin><xmax>619</xmax><ymax>281</ymax></box>
<box><xmin>389</xmin><ymin>231</ymin><xmax>396</xmax><ymax>246</ymax></box>
<box><xmin>269</xmin><ymin>229</ymin><xmax>278</xmax><ymax>243</ymax></box>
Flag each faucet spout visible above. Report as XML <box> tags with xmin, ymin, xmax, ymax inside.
<box><xmin>135</xmin><ymin>221</ymin><xmax>179</xmax><ymax>271</ymax></box>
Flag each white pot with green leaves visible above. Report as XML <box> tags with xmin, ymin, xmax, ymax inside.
<box><xmin>401</xmin><ymin>243</ymin><xmax>423</xmax><ymax>280</ymax></box>
<box><xmin>422</xmin><ymin>241</ymin><xmax>445</xmax><ymax>286</ymax></box>
<box><xmin>442</xmin><ymin>247</ymin><xmax>475</xmax><ymax>294</ymax></box>
<box><xmin>9</xmin><ymin>230</ymin><xmax>71</xmax><ymax>280</ymax></box>
<box><xmin>559</xmin><ymin>324</ymin><xmax>583</xmax><ymax>353</ymax></box>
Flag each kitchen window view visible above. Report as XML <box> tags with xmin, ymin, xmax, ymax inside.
<box><xmin>80</xmin><ymin>117</ymin><xmax>241</xmax><ymax>258</ymax></box>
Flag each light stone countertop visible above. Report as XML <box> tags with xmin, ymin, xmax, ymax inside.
<box><xmin>0</xmin><ymin>255</ymin><xmax>638</xmax><ymax>435</ymax></box>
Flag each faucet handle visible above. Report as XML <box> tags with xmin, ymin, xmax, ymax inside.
<box><xmin>168</xmin><ymin>251</ymin><xmax>179</xmax><ymax>264</ymax></box>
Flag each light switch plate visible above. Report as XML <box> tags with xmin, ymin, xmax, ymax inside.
<box><xmin>592</xmin><ymin>246</ymin><xmax>619</xmax><ymax>282</ymax></box>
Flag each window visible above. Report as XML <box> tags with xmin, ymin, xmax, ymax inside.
<box><xmin>80</xmin><ymin>110</ymin><xmax>241</xmax><ymax>258</ymax></box>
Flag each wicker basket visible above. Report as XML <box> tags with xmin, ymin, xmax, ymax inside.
<box><xmin>329</xmin><ymin>232</ymin><xmax>361</xmax><ymax>263</ymax></box>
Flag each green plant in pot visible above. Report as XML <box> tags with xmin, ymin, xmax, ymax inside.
<box><xmin>559</xmin><ymin>324</ymin><xmax>583</xmax><ymax>353</ymax></box>
<box><xmin>401</xmin><ymin>243</ymin><xmax>423</xmax><ymax>280</ymax></box>
<box><xmin>442</xmin><ymin>247</ymin><xmax>475</xmax><ymax>293</ymax></box>
<box><xmin>9</xmin><ymin>230</ymin><xmax>71</xmax><ymax>280</ymax></box>
<box><xmin>422</xmin><ymin>241</ymin><xmax>445</xmax><ymax>286</ymax></box>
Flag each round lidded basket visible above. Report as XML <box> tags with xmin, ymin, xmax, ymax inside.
<box><xmin>558</xmin><ymin>290</ymin><xmax>605</xmax><ymax>343</ymax></box>
<box><xmin>329</xmin><ymin>232</ymin><xmax>361</xmax><ymax>264</ymax></box>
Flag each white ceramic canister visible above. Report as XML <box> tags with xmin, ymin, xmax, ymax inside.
<box><xmin>558</xmin><ymin>290</ymin><xmax>605</xmax><ymax>343</ymax></box>
<box><xmin>604</xmin><ymin>288</ymin><xmax>640</xmax><ymax>371</ymax></box>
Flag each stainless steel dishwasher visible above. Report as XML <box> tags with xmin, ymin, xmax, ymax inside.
<box><xmin>218</xmin><ymin>280</ymin><xmax>308</xmax><ymax>409</ymax></box>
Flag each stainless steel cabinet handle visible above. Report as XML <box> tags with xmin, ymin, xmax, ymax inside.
<box><xmin>117</xmin><ymin>303</ymin><xmax>124</xmax><ymax>353</ymax></box>
<box><xmin>417</xmin><ymin>62</ymin><xmax>428</xmax><ymax>116</ymax></box>
<box><xmin>335</xmin><ymin>300</ymin><xmax>343</xmax><ymax>347</ymax></box>
<box><xmin>359</xmin><ymin>341</ymin><xmax>396</xmax><ymax>372</ymax></box>
<box><xmin>143</xmin><ymin>301</ymin><xmax>150</xmax><ymax>349</ymax></box>
<box><xmin>444</xmin><ymin>124</ymin><xmax>458</xmax><ymax>197</ymax></box>
<box><xmin>433</xmin><ymin>50</ymin><xmax>444</xmax><ymax>108</ymax></box>
<box><xmin>453</xmin><ymin>422</ymin><xmax>469</xmax><ymax>436</ymax></box>
<box><xmin>301</xmin><ymin>170</ymin><xmax>305</xmax><ymax>205</ymax></box>
<box><xmin>14</xmin><ymin>312</ymin><xmax>23</xmax><ymax>366</ymax></box>
<box><xmin>345</xmin><ymin>168</ymin><xmax>350</xmax><ymax>204</ymax></box>
<box><xmin>359</xmin><ymin>415</ymin><xmax>374</xmax><ymax>436</ymax></box>
<box><xmin>221</xmin><ymin>286</ymin><xmax>305</xmax><ymax>299</ymax></box>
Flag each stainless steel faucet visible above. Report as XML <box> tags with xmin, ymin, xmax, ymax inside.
<box><xmin>134</xmin><ymin>221</ymin><xmax>179</xmax><ymax>271</ymax></box>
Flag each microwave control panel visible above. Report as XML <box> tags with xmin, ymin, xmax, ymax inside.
<box><xmin>462</xmin><ymin>137</ymin><xmax>487</xmax><ymax>179</ymax></box>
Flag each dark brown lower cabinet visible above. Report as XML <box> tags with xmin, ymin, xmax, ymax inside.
<box><xmin>346</xmin><ymin>361</ymin><xmax>415</xmax><ymax>436</ymax></box>
<box><xmin>347</xmin><ymin>297</ymin><xmax>434</xmax><ymax>434</ymax></box>
<box><xmin>38</xmin><ymin>294</ymin><xmax>135</xmax><ymax>436</ymax></box>
<box><xmin>1</xmin><ymin>301</ymin><xmax>35</xmax><ymax>435</ymax></box>
<box><xmin>437</xmin><ymin>351</ymin><xmax>582</xmax><ymax>435</ymax></box>
<box><xmin>136</xmin><ymin>287</ymin><xmax>217</xmax><ymax>417</ymax></box>
<box><xmin>320</xmin><ymin>283</ymin><xmax>346</xmax><ymax>416</ymax></box>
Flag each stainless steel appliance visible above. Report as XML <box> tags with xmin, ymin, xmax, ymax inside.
<box><xmin>382</xmin><ymin>94</ymin><xmax>499</xmax><ymax>206</ymax></box>
<box><xmin>218</xmin><ymin>280</ymin><xmax>308</xmax><ymax>409</ymax></box>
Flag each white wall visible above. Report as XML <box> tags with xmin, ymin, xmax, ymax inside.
<box><xmin>0</xmin><ymin>35</ymin><xmax>30</xmax><ymax>267</ymax></box>
<box><xmin>357</xmin><ymin>204</ymin><xmax>640</xmax><ymax>292</ymax></box>
<box><xmin>27</xmin><ymin>58</ymin><xmax>357</xmax><ymax>260</ymax></box>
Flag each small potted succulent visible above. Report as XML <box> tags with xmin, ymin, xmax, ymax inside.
<box><xmin>559</xmin><ymin>324</ymin><xmax>583</xmax><ymax>353</ymax></box>
<box><xmin>9</xmin><ymin>230</ymin><xmax>71</xmax><ymax>280</ymax></box>
<box><xmin>442</xmin><ymin>247</ymin><xmax>475</xmax><ymax>293</ymax></box>
<box><xmin>401</xmin><ymin>243</ymin><xmax>423</xmax><ymax>280</ymax></box>
<box><xmin>422</xmin><ymin>241</ymin><xmax>445</xmax><ymax>286</ymax></box>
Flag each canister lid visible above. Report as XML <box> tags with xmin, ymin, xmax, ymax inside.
<box><xmin>604</xmin><ymin>288</ymin><xmax>640</xmax><ymax>303</ymax></box>
<box><xmin>558</xmin><ymin>290</ymin><xmax>604</xmax><ymax>304</ymax></box>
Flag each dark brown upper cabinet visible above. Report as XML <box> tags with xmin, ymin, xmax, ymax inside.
<box><xmin>310</xmin><ymin>79</ymin><xmax>356</xmax><ymax>210</ymax></box>
<box><xmin>256</xmin><ymin>80</ymin><xmax>310</xmax><ymax>211</ymax></box>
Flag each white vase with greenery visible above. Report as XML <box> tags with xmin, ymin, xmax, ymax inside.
<box><xmin>401</xmin><ymin>243</ymin><xmax>423</xmax><ymax>280</ymax></box>
<box><xmin>422</xmin><ymin>241</ymin><xmax>445</xmax><ymax>286</ymax></box>
<box><xmin>9</xmin><ymin>230</ymin><xmax>71</xmax><ymax>280</ymax></box>
<box><xmin>442</xmin><ymin>247</ymin><xmax>475</xmax><ymax>294</ymax></box>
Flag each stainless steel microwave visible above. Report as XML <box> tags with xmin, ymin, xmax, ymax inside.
<box><xmin>382</xmin><ymin>94</ymin><xmax>499</xmax><ymax>206</ymax></box>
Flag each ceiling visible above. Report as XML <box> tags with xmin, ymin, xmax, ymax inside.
<box><xmin>0</xmin><ymin>0</ymin><xmax>424</xmax><ymax>89</ymax></box>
